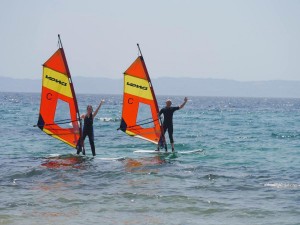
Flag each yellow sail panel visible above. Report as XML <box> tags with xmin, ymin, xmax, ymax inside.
<box><xmin>124</xmin><ymin>74</ymin><xmax>153</xmax><ymax>100</ymax></box>
<box><xmin>43</xmin><ymin>128</ymin><xmax>77</xmax><ymax>148</ymax></box>
<box><xmin>43</xmin><ymin>67</ymin><xmax>73</xmax><ymax>98</ymax></box>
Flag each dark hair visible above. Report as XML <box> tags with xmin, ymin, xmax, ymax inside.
<box><xmin>87</xmin><ymin>105</ymin><xmax>93</xmax><ymax>112</ymax></box>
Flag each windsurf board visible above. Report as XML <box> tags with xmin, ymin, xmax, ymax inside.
<box><xmin>133</xmin><ymin>149</ymin><xmax>203</xmax><ymax>154</ymax></box>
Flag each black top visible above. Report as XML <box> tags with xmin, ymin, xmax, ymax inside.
<box><xmin>159</xmin><ymin>106</ymin><xmax>180</xmax><ymax>126</ymax></box>
<box><xmin>83</xmin><ymin>113</ymin><xmax>93</xmax><ymax>131</ymax></box>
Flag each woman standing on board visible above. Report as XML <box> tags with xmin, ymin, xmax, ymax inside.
<box><xmin>77</xmin><ymin>100</ymin><xmax>105</xmax><ymax>156</ymax></box>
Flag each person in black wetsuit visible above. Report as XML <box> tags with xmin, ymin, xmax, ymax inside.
<box><xmin>77</xmin><ymin>100</ymin><xmax>105</xmax><ymax>156</ymax></box>
<box><xmin>158</xmin><ymin>97</ymin><xmax>188</xmax><ymax>152</ymax></box>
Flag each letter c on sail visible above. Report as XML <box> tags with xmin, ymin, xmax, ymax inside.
<box><xmin>46</xmin><ymin>92</ymin><xmax>52</xmax><ymax>100</ymax></box>
<box><xmin>128</xmin><ymin>98</ymin><xmax>133</xmax><ymax>104</ymax></box>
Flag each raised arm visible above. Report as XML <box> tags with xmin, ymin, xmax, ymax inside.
<box><xmin>179</xmin><ymin>97</ymin><xmax>188</xmax><ymax>109</ymax></box>
<box><xmin>93</xmin><ymin>99</ymin><xmax>105</xmax><ymax>119</ymax></box>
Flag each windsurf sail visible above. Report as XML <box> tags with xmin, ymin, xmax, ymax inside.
<box><xmin>36</xmin><ymin>35</ymin><xmax>82</xmax><ymax>150</ymax></box>
<box><xmin>119</xmin><ymin>44</ymin><xmax>166</xmax><ymax>149</ymax></box>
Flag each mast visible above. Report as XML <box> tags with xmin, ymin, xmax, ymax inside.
<box><xmin>58</xmin><ymin>34</ymin><xmax>63</xmax><ymax>49</ymax></box>
<box><xmin>137</xmin><ymin>43</ymin><xmax>143</xmax><ymax>57</ymax></box>
<box><xmin>58</xmin><ymin>34</ymin><xmax>84</xmax><ymax>153</ymax></box>
<box><xmin>136</xmin><ymin>44</ymin><xmax>167</xmax><ymax>150</ymax></box>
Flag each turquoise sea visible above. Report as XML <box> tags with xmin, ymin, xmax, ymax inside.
<box><xmin>0</xmin><ymin>92</ymin><xmax>299</xmax><ymax>225</ymax></box>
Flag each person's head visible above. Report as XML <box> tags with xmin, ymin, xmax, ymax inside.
<box><xmin>87</xmin><ymin>105</ymin><xmax>93</xmax><ymax>113</ymax></box>
<box><xmin>166</xmin><ymin>99</ymin><xmax>172</xmax><ymax>107</ymax></box>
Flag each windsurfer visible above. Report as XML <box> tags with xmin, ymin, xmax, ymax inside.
<box><xmin>77</xmin><ymin>100</ymin><xmax>105</xmax><ymax>156</ymax></box>
<box><xmin>158</xmin><ymin>97</ymin><xmax>188</xmax><ymax>152</ymax></box>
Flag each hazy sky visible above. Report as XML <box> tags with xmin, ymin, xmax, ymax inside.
<box><xmin>1</xmin><ymin>0</ymin><xmax>300</xmax><ymax>81</ymax></box>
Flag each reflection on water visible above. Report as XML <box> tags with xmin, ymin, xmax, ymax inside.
<box><xmin>41</xmin><ymin>154</ymin><xmax>88</xmax><ymax>169</ymax></box>
<box><xmin>124</xmin><ymin>156</ymin><xmax>166</xmax><ymax>173</ymax></box>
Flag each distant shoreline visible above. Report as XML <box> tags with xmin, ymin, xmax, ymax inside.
<box><xmin>1</xmin><ymin>76</ymin><xmax>300</xmax><ymax>98</ymax></box>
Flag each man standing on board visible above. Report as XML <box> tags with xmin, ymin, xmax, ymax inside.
<box><xmin>158</xmin><ymin>97</ymin><xmax>188</xmax><ymax>152</ymax></box>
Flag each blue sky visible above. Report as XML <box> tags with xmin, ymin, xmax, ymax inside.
<box><xmin>1</xmin><ymin>0</ymin><xmax>300</xmax><ymax>81</ymax></box>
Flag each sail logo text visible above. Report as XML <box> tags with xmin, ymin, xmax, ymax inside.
<box><xmin>126</xmin><ymin>82</ymin><xmax>147</xmax><ymax>90</ymax></box>
<box><xmin>45</xmin><ymin>75</ymin><xmax>67</xmax><ymax>86</ymax></box>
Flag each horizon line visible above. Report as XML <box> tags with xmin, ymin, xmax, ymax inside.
<box><xmin>1</xmin><ymin>76</ymin><xmax>300</xmax><ymax>83</ymax></box>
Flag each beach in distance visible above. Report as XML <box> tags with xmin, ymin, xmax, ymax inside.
<box><xmin>0</xmin><ymin>92</ymin><xmax>299</xmax><ymax>225</ymax></box>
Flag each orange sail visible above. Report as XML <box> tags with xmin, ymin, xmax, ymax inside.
<box><xmin>119</xmin><ymin>45</ymin><xmax>165</xmax><ymax>147</ymax></box>
<box><xmin>36</xmin><ymin>36</ymin><xmax>82</xmax><ymax>150</ymax></box>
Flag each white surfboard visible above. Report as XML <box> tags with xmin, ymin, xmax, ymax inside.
<box><xmin>133</xmin><ymin>150</ymin><xmax>171</xmax><ymax>154</ymax></box>
<box><xmin>133</xmin><ymin>149</ymin><xmax>203</xmax><ymax>154</ymax></box>
<box><xmin>96</xmin><ymin>157</ymin><xmax>126</xmax><ymax>161</ymax></box>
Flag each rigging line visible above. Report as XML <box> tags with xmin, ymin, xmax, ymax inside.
<box><xmin>51</xmin><ymin>118</ymin><xmax>79</xmax><ymax>123</ymax></box>
<box><xmin>55</xmin><ymin>118</ymin><xmax>81</xmax><ymax>123</ymax></box>
<box><xmin>136</xmin><ymin>116</ymin><xmax>156</xmax><ymax>123</ymax></box>
<box><xmin>124</xmin><ymin>118</ymin><xmax>160</xmax><ymax>129</ymax></box>
<box><xmin>34</xmin><ymin>119</ymin><xmax>80</xmax><ymax>127</ymax></box>
<box><xmin>135</xmin><ymin>118</ymin><xmax>160</xmax><ymax>127</ymax></box>
<box><xmin>55</xmin><ymin>118</ymin><xmax>77</xmax><ymax>121</ymax></box>
<box><xmin>118</xmin><ymin>117</ymin><xmax>160</xmax><ymax>130</ymax></box>
<box><xmin>40</xmin><ymin>127</ymin><xmax>80</xmax><ymax>131</ymax></box>
<box><xmin>46</xmin><ymin>133</ymin><xmax>80</xmax><ymax>136</ymax></box>
<box><xmin>134</xmin><ymin>114</ymin><xmax>163</xmax><ymax>124</ymax></box>
<box><xmin>124</xmin><ymin>125</ymin><xmax>158</xmax><ymax>133</ymax></box>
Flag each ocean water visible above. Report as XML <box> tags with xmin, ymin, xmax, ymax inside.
<box><xmin>0</xmin><ymin>92</ymin><xmax>299</xmax><ymax>225</ymax></box>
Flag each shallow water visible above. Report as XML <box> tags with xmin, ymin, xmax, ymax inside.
<box><xmin>0</xmin><ymin>92</ymin><xmax>299</xmax><ymax>225</ymax></box>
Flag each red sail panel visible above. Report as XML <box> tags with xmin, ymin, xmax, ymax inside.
<box><xmin>37</xmin><ymin>48</ymin><xmax>81</xmax><ymax>149</ymax></box>
<box><xmin>119</xmin><ymin>56</ymin><xmax>163</xmax><ymax>144</ymax></box>
<box><xmin>43</xmin><ymin>49</ymin><xmax>68</xmax><ymax>74</ymax></box>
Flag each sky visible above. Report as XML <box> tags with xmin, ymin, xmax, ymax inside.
<box><xmin>1</xmin><ymin>0</ymin><xmax>300</xmax><ymax>81</ymax></box>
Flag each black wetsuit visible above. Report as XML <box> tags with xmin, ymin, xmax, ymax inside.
<box><xmin>159</xmin><ymin>106</ymin><xmax>180</xmax><ymax>143</ymax></box>
<box><xmin>82</xmin><ymin>113</ymin><xmax>96</xmax><ymax>156</ymax></box>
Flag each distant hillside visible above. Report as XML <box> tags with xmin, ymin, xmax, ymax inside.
<box><xmin>153</xmin><ymin>78</ymin><xmax>300</xmax><ymax>98</ymax></box>
<box><xmin>1</xmin><ymin>76</ymin><xmax>300</xmax><ymax>98</ymax></box>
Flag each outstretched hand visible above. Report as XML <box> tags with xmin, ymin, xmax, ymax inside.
<box><xmin>179</xmin><ymin>97</ymin><xmax>188</xmax><ymax>109</ymax></box>
<box><xmin>93</xmin><ymin>100</ymin><xmax>105</xmax><ymax>118</ymax></box>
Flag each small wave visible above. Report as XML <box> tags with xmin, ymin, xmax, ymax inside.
<box><xmin>10</xmin><ymin>168</ymin><xmax>44</xmax><ymax>180</ymax></box>
<box><xmin>271</xmin><ymin>132</ymin><xmax>300</xmax><ymax>139</ymax></box>
<box><xmin>264</xmin><ymin>183</ymin><xmax>300</xmax><ymax>189</ymax></box>
<box><xmin>203</xmin><ymin>173</ymin><xmax>231</xmax><ymax>181</ymax></box>
<box><xmin>99</xmin><ymin>117</ymin><xmax>121</xmax><ymax>122</ymax></box>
